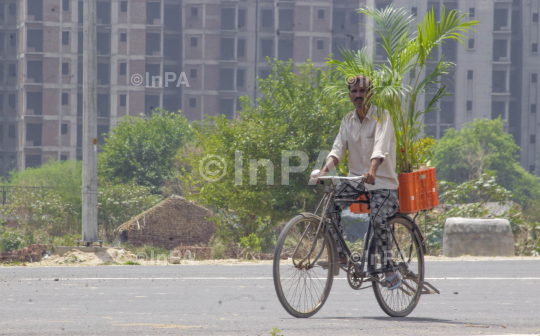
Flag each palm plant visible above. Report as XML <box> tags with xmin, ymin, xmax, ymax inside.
<box><xmin>326</xmin><ymin>5</ymin><xmax>479</xmax><ymax>173</ymax></box>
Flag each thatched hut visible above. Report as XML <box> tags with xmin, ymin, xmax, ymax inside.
<box><xmin>116</xmin><ymin>195</ymin><xmax>216</xmax><ymax>249</ymax></box>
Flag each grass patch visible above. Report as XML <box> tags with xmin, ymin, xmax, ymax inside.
<box><xmin>123</xmin><ymin>261</ymin><xmax>141</xmax><ymax>265</ymax></box>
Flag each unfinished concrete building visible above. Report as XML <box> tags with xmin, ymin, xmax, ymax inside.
<box><xmin>0</xmin><ymin>0</ymin><xmax>538</xmax><ymax>175</ymax></box>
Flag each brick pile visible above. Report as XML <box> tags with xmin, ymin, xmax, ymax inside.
<box><xmin>0</xmin><ymin>244</ymin><xmax>49</xmax><ymax>263</ymax></box>
<box><xmin>116</xmin><ymin>195</ymin><xmax>217</xmax><ymax>250</ymax></box>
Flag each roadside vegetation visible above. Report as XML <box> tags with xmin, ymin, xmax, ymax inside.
<box><xmin>1</xmin><ymin>7</ymin><xmax>539</xmax><ymax>257</ymax></box>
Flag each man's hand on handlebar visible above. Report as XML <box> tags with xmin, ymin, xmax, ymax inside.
<box><xmin>363</xmin><ymin>158</ymin><xmax>382</xmax><ymax>185</ymax></box>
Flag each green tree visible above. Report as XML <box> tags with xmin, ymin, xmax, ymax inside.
<box><xmin>98</xmin><ymin>109</ymin><xmax>193</xmax><ymax>190</ymax></box>
<box><xmin>8</xmin><ymin>159</ymin><xmax>82</xmax><ymax>208</ymax></box>
<box><xmin>180</xmin><ymin>60</ymin><xmax>351</xmax><ymax>245</ymax></box>
<box><xmin>432</xmin><ymin>118</ymin><xmax>540</xmax><ymax>206</ymax></box>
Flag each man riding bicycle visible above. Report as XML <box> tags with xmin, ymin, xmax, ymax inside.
<box><xmin>313</xmin><ymin>75</ymin><xmax>401</xmax><ymax>289</ymax></box>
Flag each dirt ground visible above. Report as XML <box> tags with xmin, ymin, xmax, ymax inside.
<box><xmin>0</xmin><ymin>248</ymin><xmax>538</xmax><ymax>268</ymax></box>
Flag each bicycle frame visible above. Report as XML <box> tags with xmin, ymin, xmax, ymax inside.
<box><xmin>307</xmin><ymin>178</ymin><xmax>412</xmax><ymax>279</ymax></box>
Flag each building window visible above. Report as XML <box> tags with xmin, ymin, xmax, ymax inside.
<box><xmin>8</xmin><ymin>124</ymin><xmax>15</xmax><ymax>138</ymax></box>
<box><xmin>220</xmin><ymin>38</ymin><xmax>235</xmax><ymax>60</ymax></box>
<box><xmin>63</xmin><ymin>0</ymin><xmax>69</xmax><ymax>11</ymax></box>
<box><xmin>61</xmin><ymin>123</ymin><xmax>68</xmax><ymax>135</ymax></box>
<box><xmin>237</xmin><ymin>69</ymin><xmax>245</xmax><ymax>88</ymax></box>
<box><xmin>466</xmin><ymin>100</ymin><xmax>473</xmax><ymax>111</ymax></box>
<box><xmin>532</xmin><ymin>73</ymin><xmax>538</xmax><ymax>83</ymax></box>
<box><xmin>220</xmin><ymin>99</ymin><xmax>234</xmax><ymax>120</ymax></box>
<box><xmin>532</xmin><ymin>104</ymin><xmax>537</xmax><ymax>114</ymax></box>
<box><xmin>318</xmin><ymin>9</ymin><xmax>324</xmax><ymax>20</ymax></box>
<box><xmin>191</xmin><ymin>7</ymin><xmax>198</xmax><ymax>18</ymax></box>
<box><xmin>190</xmin><ymin>37</ymin><xmax>198</xmax><ymax>47</ymax></box>
<box><xmin>189</xmin><ymin>97</ymin><xmax>196</xmax><ymax>108</ymax></box>
<box><xmin>9</xmin><ymin>3</ymin><xmax>16</xmax><ymax>16</ymax></box>
<box><xmin>238</xmin><ymin>9</ymin><xmax>246</xmax><ymax>28</ymax></box>
<box><xmin>62</xmin><ymin>93</ymin><xmax>69</xmax><ymax>105</ymax></box>
<box><xmin>530</xmin><ymin>165</ymin><xmax>536</xmax><ymax>174</ymax></box>
<box><xmin>120</xmin><ymin>33</ymin><xmax>127</xmax><ymax>42</ymax></box>
<box><xmin>146</xmin><ymin>2</ymin><xmax>161</xmax><ymax>25</ymax></box>
<box><xmin>533</xmin><ymin>43</ymin><xmax>539</xmax><ymax>53</ymax></box>
<box><xmin>62</xmin><ymin>62</ymin><xmax>69</xmax><ymax>75</ymax></box>
<box><xmin>190</xmin><ymin>69</ymin><xmax>197</xmax><ymax>79</ymax></box>
<box><xmin>119</xmin><ymin>94</ymin><xmax>126</xmax><ymax>107</ymax></box>
<box><xmin>411</xmin><ymin>7</ymin><xmax>417</xmax><ymax>16</ymax></box>
<box><xmin>262</xmin><ymin>9</ymin><xmax>273</xmax><ymax>28</ymax></box>
<box><xmin>491</xmin><ymin>101</ymin><xmax>505</xmax><ymax>119</ymax></box>
<box><xmin>467</xmin><ymin>70</ymin><xmax>474</xmax><ymax>80</ymax></box>
<box><xmin>120</xmin><ymin>1</ymin><xmax>128</xmax><ymax>13</ymax></box>
<box><xmin>278</xmin><ymin>39</ymin><xmax>293</xmax><ymax>61</ymax></box>
<box><xmin>119</xmin><ymin>62</ymin><xmax>127</xmax><ymax>76</ymax></box>
<box><xmin>221</xmin><ymin>8</ymin><xmax>236</xmax><ymax>30</ymax></box>
<box><xmin>468</xmin><ymin>39</ymin><xmax>475</xmax><ymax>49</ymax></box>
<box><xmin>533</xmin><ymin>13</ymin><xmax>539</xmax><ymax>23</ymax></box>
<box><xmin>219</xmin><ymin>68</ymin><xmax>234</xmax><ymax>90</ymax></box>
<box><xmin>469</xmin><ymin>8</ymin><xmax>475</xmax><ymax>18</ymax></box>
<box><xmin>531</xmin><ymin>134</ymin><xmax>536</xmax><ymax>144</ymax></box>
<box><xmin>62</xmin><ymin>31</ymin><xmax>69</xmax><ymax>45</ymax></box>
<box><xmin>317</xmin><ymin>40</ymin><xmax>324</xmax><ymax>50</ymax></box>
<box><xmin>492</xmin><ymin>70</ymin><xmax>507</xmax><ymax>93</ymax></box>
<box><xmin>237</xmin><ymin>39</ymin><xmax>245</xmax><ymax>57</ymax></box>
<box><xmin>261</xmin><ymin>39</ymin><xmax>273</xmax><ymax>58</ymax></box>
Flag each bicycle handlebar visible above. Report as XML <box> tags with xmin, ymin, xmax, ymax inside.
<box><xmin>310</xmin><ymin>170</ymin><xmax>375</xmax><ymax>186</ymax></box>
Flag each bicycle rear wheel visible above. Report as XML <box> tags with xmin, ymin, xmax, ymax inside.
<box><xmin>369</xmin><ymin>215</ymin><xmax>425</xmax><ymax>317</ymax></box>
<box><xmin>273</xmin><ymin>214</ymin><xmax>335</xmax><ymax>318</ymax></box>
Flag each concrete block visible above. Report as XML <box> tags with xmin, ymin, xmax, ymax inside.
<box><xmin>443</xmin><ymin>218</ymin><xmax>514</xmax><ymax>257</ymax></box>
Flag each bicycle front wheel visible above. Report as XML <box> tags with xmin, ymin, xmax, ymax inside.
<box><xmin>273</xmin><ymin>214</ymin><xmax>335</xmax><ymax>318</ymax></box>
<box><xmin>369</xmin><ymin>215</ymin><xmax>425</xmax><ymax>317</ymax></box>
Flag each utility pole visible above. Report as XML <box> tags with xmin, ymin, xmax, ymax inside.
<box><xmin>82</xmin><ymin>0</ymin><xmax>98</xmax><ymax>245</ymax></box>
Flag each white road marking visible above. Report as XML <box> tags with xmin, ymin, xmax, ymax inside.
<box><xmin>11</xmin><ymin>277</ymin><xmax>540</xmax><ymax>281</ymax></box>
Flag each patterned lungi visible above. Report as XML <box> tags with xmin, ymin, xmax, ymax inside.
<box><xmin>330</xmin><ymin>180</ymin><xmax>400</xmax><ymax>266</ymax></box>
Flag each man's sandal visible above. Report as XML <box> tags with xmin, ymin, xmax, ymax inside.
<box><xmin>380</xmin><ymin>273</ymin><xmax>402</xmax><ymax>290</ymax></box>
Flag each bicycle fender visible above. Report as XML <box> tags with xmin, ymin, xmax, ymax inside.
<box><xmin>298</xmin><ymin>212</ymin><xmax>322</xmax><ymax>221</ymax></box>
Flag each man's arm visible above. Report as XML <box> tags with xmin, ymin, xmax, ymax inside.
<box><xmin>366</xmin><ymin>112</ymin><xmax>394</xmax><ymax>184</ymax></box>
<box><xmin>363</xmin><ymin>158</ymin><xmax>382</xmax><ymax>184</ymax></box>
<box><xmin>318</xmin><ymin>118</ymin><xmax>347</xmax><ymax>177</ymax></box>
<box><xmin>320</xmin><ymin>156</ymin><xmax>339</xmax><ymax>175</ymax></box>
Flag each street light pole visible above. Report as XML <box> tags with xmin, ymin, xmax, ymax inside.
<box><xmin>81</xmin><ymin>0</ymin><xmax>98</xmax><ymax>244</ymax></box>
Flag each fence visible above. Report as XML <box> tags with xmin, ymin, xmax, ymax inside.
<box><xmin>0</xmin><ymin>186</ymin><xmax>53</xmax><ymax>205</ymax></box>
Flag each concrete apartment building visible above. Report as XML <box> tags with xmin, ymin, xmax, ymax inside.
<box><xmin>0</xmin><ymin>0</ymin><xmax>538</xmax><ymax>175</ymax></box>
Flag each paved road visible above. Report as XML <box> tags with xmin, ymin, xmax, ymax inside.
<box><xmin>1</xmin><ymin>261</ymin><xmax>540</xmax><ymax>335</ymax></box>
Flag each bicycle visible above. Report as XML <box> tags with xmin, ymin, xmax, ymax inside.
<box><xmin>272</xmin><ymin>174</ymin><xmax>440</xmax><ymax>318</ymax></box>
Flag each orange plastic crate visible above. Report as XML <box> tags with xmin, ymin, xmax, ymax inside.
<box><xmin>350</xmin><ymin>194</ymin><xmax>370</xmax><ymax>214</ymax></box>
<box><xmin>397</xmin><ymin>168</ymin><xmax>438</xmax><ymax>214</ymax></box>
<box><xmin>350</xmin><ymin>168</ymin><xmax>438</xmax><ymax>214</ymax></box>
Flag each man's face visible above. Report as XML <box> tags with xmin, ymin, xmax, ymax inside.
<box><xmin>349</xmin><ymin>80</ymin><xmax>369</xmax><ymax>109</ymax></box>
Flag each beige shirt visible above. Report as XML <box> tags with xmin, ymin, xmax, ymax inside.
<box><xmin>328</xmin><ymin>106</ymin><xmax>399</xmax><ymax>191</ymax></box>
